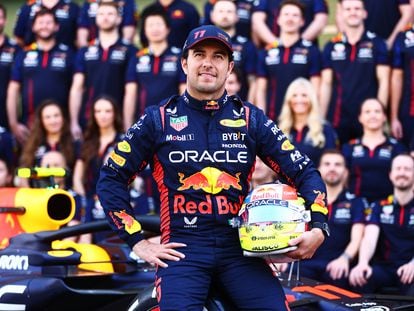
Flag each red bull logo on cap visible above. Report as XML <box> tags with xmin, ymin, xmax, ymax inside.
<box><xmin>177</xmin><ymin>167</ymin><xmax>242</xmax><ymax>194</ymax></box>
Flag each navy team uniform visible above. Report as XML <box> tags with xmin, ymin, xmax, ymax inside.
<box><xmin>252</xmin><ymin>0</ymin><xmax>328</xmax><ymax>40</ymax></box>
<box><xmin>125</xmin><ymin>46</ymin><xmax>185</xmax><ymax>118</ymax></box>
<box><xmin>364</xmin><ymin>0</ymin><xmax>410</xmax><ymax>41</ymax></box>
<box><xmin>141</xmin><ymin>0</ymin><xmax>199</xmax><ymax>48</ymax></box>
<box><xmin>256</xmin><ymin>38</ymin><xmax>321</xmax><ymax>121</ymax></box>
<box><xmin>0</xmin><ymin>37</ymin><xmax>20</xmax><ymax>130</ymax></box>
<box><xmin>231</xmin><ymin>35</ymin><xmax>257</xmax><ymax>101</ymax></box>
<box><xmin>391</xmin><ymin>26</ymin><xmax>414</xmax><ymax>147</ymax></box>
<box><xmin>74</xmin><ymin>39</ymin><xmax>136</xmax><ymax>127</ymax></box>
<box><xmin>203</xmin><ymin>0</ymin><xmax>256</xmax><ymax>39</ymax></box>
<box><xmin>354</xmin><ymin>195</ymin><xmax>414</xmax><ymax>294</ymax></box>
<box><xmin>322</xmin><ymin>32</ymin><xmax>389</xmax><ymax>144</ymax></box>
<box><xmin>288</xmin><ymin>123</ymin><xmax>338</xmax><ymax>166</ymax></box>
<box><xmin>77</xmin><ymin>0</ymin><xmax>138</xmax><ymax>43</ymax></box>
<box><xmin>13</xmin><ymin>0</ymin><xmax>80</xmax><ymax>49</ymax></box>
<box><xmin>10</xmin><ymin>43</ymin><xmax>75</xmax><ymax>127</ymax></box>
<box><xmin>97</xmin><ymin>90</ymin><xmax>328</xmax><ymax>310</ymax></box>
<box><xmin>0</xmin><ymin>127</ymin><xmax>18</xmax><ymax>168</ymax></box>
<box><xmin>299</xmin><ymin>190</ymin><xmax>367</xmax><ymax>288</ymax></box>
<box><xmin>342</xmin><ymin>138</ymin><xmax>406</xmax><ymax>203</ymax></box>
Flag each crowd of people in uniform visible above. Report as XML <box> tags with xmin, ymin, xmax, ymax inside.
<box><xmin>0</xmin><ymin>0</ymin><xmax>413</xmax><ymax>296</ymax></box>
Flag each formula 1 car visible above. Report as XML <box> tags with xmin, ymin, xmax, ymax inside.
<box><xmin>1</xmin><ymin>182</ymin><xmax>414</xmax><ymax>310</ymax></box>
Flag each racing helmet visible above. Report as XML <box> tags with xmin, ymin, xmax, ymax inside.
<box><xmin>238</xmin><ymin>183</ymin><xmax>310</xmax><ymax>262</ymax></box>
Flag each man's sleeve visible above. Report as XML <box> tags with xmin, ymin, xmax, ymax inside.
<box><xmin>97</xmin><ymin>109</ymin><xmax>158</xmax><ymax>248</ymax></box>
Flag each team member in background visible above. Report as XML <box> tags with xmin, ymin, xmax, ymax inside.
<box><xmin>225</xmin><ymin>66</ymin><xmax>242</xmax><ymax>96</ymax></box>
<box><xmin>97</xmin><ymin>25</ymin><xmax>328</xmax><ymax>310</ymax></box>
<box><xmin>77</xmin><ymin>0</ymin><xmax>138</xmax><ymax>47</ymax></box>
<box><xmin>278</xmin><ymin>78</ymin><xmax>338</xmax><ymax>166</ymax></box>
<box><xmin>255</xmin><ymin>0</ymin><xmax>321</xmax><ymax>120</ymax></box>
<box><xmin>288</xmin><ymin>150</ymin><xmax>367</xmax><ymax>288</ymax></box>
<box><xmin>336</xmin><ymin>0</ymin><xmax>413</xmax><ymax>49</ymax></box>
<box><xmin>7</xmin><ymin>8</ymin><xmax>75</xmax><ymax>144</ymax></box>
<box><xmin>349</xmin><ymin>154</ymin><xmax>414</xmax><ymax>295</ymax></box>
<box><xmin>69</xmin><ymin>1</ymin><xmax>136</xmax><ymax>138</ymax></box>
<box><xmin>0</xmin><ymin>4</ymin><xmax>20</xmax><ymax>131</ymax></box>
<box><xmin>251</xmin><ymin>0</ymin><xmax>328</xmax><ymax>46</ymax></box>
<box><xmin>342</xmin><ymin>98</ymin><xmax>406</xmax><ymax>203</ymax></box>
<box><xmin>320</xmin><ymin>0</ymin><xmax>390</xmax><ymax>144</ymax></box>
<box><xmin>210</xmin><ymin>0</ymin><xmax>257</xmax><ymax>101</ymax></box>
<box><xmin>140</xmin><ymin>0</ymin><xmax>199</xmax><ymax>49</ymax></box>
<box><xmin>18</xmin><ymin>100</ymin><xmax>78</xmax><ymax>187</ymax></box>
<box><xmin>124</xmin><ymin>5</ymin><xmax>186</xmax><ymax>129</ymax></box>
<box><xmin>73</xmin><ymin>96</ymin><xmax>124</xmax><ymax>243</ymax></box>
<box><xmin>13</xmin><ymin>0</ymin><xmax>79</xmax><ymax>49</ymax></box>
<box><xmin>390</xmin><ymin>24</ymin><xmax>414</xmax><ymax>147</ymax></box>
<box><xmin>203</xmin><ymin>0</ymin><xmax>256</xmax><ymax>40</ymax></box>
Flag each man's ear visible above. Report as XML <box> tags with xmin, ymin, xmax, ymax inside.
<box><xmin>226</xmin><ymin>61</ymin><xmax>235</xmax><ymax>78</ymax></box>
<box><xmin>181</xmin><ymin>57</ymin><xmax>188</xmax><ymax>75</ymax></box>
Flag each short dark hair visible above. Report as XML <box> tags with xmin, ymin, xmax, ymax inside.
<box><xmin>319</xmin><ymin>149</ymin><xmax>345</xmax><ymax>164</ymax></box>
<box><xmin>139</xmin><ymin>4</ymin><xmax>170</xmax><ymax>47</ymax></box>
<box><xmin>279</xmin><ymin>0</ymin><xmax>306</xmax><ymax>18</ymax></box>
<box><xmin>0</xmin><ymin>4</ymin><xmax>6</xmax><ymax>18</ymax></box>
<box><xmin>33</xmin><ymin>8</ymin><xmax>58</xmax><ymax>25</ymax></box>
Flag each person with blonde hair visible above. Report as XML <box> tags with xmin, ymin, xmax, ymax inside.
<box><xmin>278</xmin><ymin>77</ymin><xmax>338</xmax><ymax>165</ymax></box>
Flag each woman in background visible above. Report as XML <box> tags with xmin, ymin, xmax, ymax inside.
<box><xmin>278</xmin><ymin>77</ymin><xmax>338</xmax><ymax>166</ymax></box>
<box><xmin>72</xmin><ymin>95</ymin><xmax>124</xmax><ymax>242</ymax></box>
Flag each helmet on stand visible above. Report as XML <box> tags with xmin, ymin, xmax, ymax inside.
<box><xmin>238</xmin><ymin>183</ymin><xmax>310</xmax><ymax>262</ymax></box>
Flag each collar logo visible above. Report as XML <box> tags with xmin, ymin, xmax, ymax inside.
<box><xmin>170</xmin><ymin>116</ymin><xmax>188</xmax><ymax>132</ymax></box>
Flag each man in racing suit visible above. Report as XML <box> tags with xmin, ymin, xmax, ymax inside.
<box><xmin>97</xmin><ymin>25</ymin><xmax>329</xmax><ymax>310</ymax></box>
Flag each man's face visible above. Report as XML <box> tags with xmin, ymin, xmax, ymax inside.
<box><xmin>181</xmin><ymin>40</ymin><xmax>234</xmax><ymax>99</ymax></box>
<box><xmin>277</xmin><ymin>4</ymin><xmax>304</xmax><ymax>34</ymax></box>
<box><xmin>144</xmin><ymin>15</ymin><xmax>169</xmax><ymax>44</ymax></box>
<box><xmin>340</xmin><ymin>0</ymin><xmax>366</xmax><ymax>28</ymax></box>
<box><xmin>389</xmin><ymin>155</ymin><xmax>414</xmax><ymax>191</ymax></box>
<box><xmin>319</xmin><ymin>154</ymin><xmax>347</xmax><ymax>187</ymax></box>
<box><xmin>96</xmin><ymin>5</ymin><xmax>120</xmax><ymax>32</ymax></box>
<box><xmin>32</xmin><ymin>14</ymin><xmax>58</xmax><ymax>40</ymax></box>
<box><xmin>0</xmin><ymin>10</ymin><xmax>6</xmax><ymax>35</ymax></box>
<box><xmin>210</xmin><ymin>1</ymin><xmax>238</xmax><ymax>31</ymax></box>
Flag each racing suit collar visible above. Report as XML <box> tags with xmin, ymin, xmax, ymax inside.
<box><xmin>183</xmin><ymin>90</ymin><xmax>230</xmax><ymax>111</ymax></box>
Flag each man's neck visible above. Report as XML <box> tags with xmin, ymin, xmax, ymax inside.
<box><xmin>36</xmin><ymin>38</ymin><xmax>56</xmax><ymax>51</ymax></box>
<box><xmin>186</xmin><ymin>87</ymin><xmax>225</xmax><ymax>102</ymax></box>
<box><xmin>149</xmin><ymin>41</ymin><xmax>168</xmax><ymax>57</ymax></box>
<box><xmin>99</xmin><ymin>31</ymin><xmax>119</xmax><ymax>49</ymax></box>
<box><xmin>326</xmin><ymin>185</ymin><xmax>344</xmax><ymax>205</ymax></box>
<box><xmin>222</xmin><ymin>27</ymin><xmax>236</xmax><ymax>38</ymax></box>
<box><xmin>344</xmin><ymin>26</ymin><xmax>364</xmax><ymax>45</ymax></box>
<box><xmin>159</xmin><ymin>0</ymin><xmax>174</xmax><ymax>7</ymax></box>
<box><xmin>41</xmin><ymin>0</ymin><xmax>59</xmax><ymax>9</ymax></box>
<box><xmin>280</xmin><ymin>32</ymin><xmax>300</xmax><ymax>47</ymax></box>
<box><xmin>394</xmin><ymin>188</ymin><xmax>414</xmax><ymax>206</ymax></box>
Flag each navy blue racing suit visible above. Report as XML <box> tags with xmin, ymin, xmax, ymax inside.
<box><xmin>97</xmin><ymin>91</ymin><xmax>328</xmax><ymax>310</ymax></box>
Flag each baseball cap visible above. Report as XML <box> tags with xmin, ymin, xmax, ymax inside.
<box><xmin>182</xmin><ymin>25</ymin><xmax>233</xmax><ymax>59</ymax></box>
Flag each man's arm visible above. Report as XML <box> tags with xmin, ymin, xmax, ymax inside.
<box><xmin>376</xmin><ymin>64</ymin><xmax>390</xmax><ymax>108</ymax></box>
<box><xmin>390</xmin><ymin>68</ymin><xmax>403</xmax><ymax>139</ymax></box>
<box><xmin>122</xmin><ymin>26</ymin><xmax>136</xmax><ymax>44</ymax></box>
<box><xmin>69</xmin><ymin>73</ymin><xmax>85</xmax><ymax>139</ymax></box>
<box><xmin>123</xmin><ymin>82</ymin><xmax>137</xmax><ymax>130</ymax></box>
<box><xmin>319</xmin><ymin>68</ymin><xmax>333</xmax><ymax>118</ymax></box>
<box><xmin>77</xmin><ymin>28</ymin><xmax>89</xmax><ymax>48</ymax></box>
<box><xmin>386</xmin><ymin>4</ymin><xmax>413</xmax><ymax>49</ymax></box>
<box><xmin>349</xmin><ymin>224</ymin><xmax>380</xmax><ymax>287</ymax></box>
<box><xmin>301</xmin><ymin>13</ymin><xmax>328</xmax><ymax>42</ymax></box>
<box><xmin>6</xmin><ymin>81</ymin><xmax>28</xmax><ymax>144</ymax></box>
<box><xmin>251</xmin><ymin>11</ymin><xmax>277</xmax><ymax>46</ymax></box>
<box><xmin>254</xmin><ymin>77</ymin><xmax>267</xmax><ymax>112</ymax></box>
<box><xmin>326</xmin><ymin>223</ymin><xmax>365</xmax><ymax>280</ymax></box>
